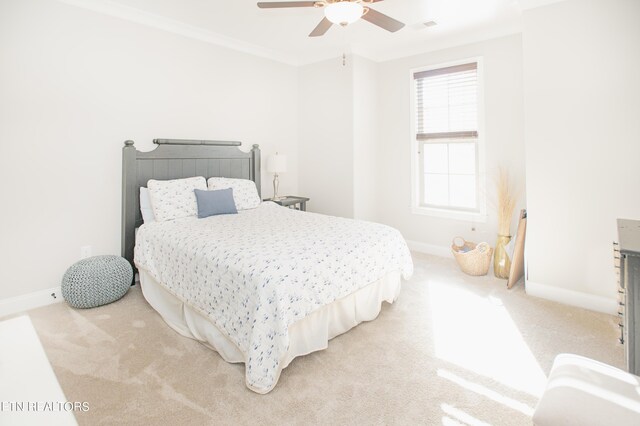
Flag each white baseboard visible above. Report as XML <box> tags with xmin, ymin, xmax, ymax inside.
<box><xmin>406</xmin><ymin>240</ymin><xmax>617</xmax><ymax>315</ymax></box>
<box><xmin>406</xmin><ymin>240</ymin><xmax>452</xmax><ymax>258</ymax></box>
<box><xmin>0</xmin><ymin>287</ymin><xmax>63</xmax><ymax>319</ymax></box>
<box><xmin>525</xmin><ymin>280</ymin><xmax>617</xmax><ymax>315</ymax></box>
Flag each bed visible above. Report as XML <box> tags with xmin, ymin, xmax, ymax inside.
<box><xmin>122</xmin><ymin>139</ymin><xmax>413</xmax><ymax>394</ymax></box>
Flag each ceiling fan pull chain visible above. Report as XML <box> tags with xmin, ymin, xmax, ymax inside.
<box><xmin>341</xmin><ymin>23</ymin><xmax>348</xmax><ymax>67</ymax></box>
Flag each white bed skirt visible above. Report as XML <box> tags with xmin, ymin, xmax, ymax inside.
<box><xmin>138</xmin><ymin>269</ymin><xmax>402</xmax><ymax>392</ymax></box>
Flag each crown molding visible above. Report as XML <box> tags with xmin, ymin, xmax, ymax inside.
<box><xmin>57</xmin><ymin>0</ymin><xmax>300</xmax><ymax>66</ymax></box>
<box><xmin>370</xmin><ymin>23</ymin><xmax>523</xmax><ymax>63</ymax></box>
<box><xmin>516</xmin><ymin>0</ymin><xmax>570</xmax><ymax>11</ymax></box>
<box><xmin>295</xmin><ymin>21</ymin><xmax>523</xmax><ymax>66</ymax></box>
<box><xmin>57</xmin><ymin>0</ymin><xmax>530</xmax><ymax>69</ymax></box>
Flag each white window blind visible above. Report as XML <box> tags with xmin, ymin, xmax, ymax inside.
<box><xmin>412</xmin><ymin>61</ymin><xmax>481</xmax><ymax>214</ymax></box>
<box><xmin>414</xmin><ymin>62</ymin><xmax>478</xmax><ymax>140</ymax></box>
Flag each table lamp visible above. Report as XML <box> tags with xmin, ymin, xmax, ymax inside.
<box><xmin>267</xmin><ymin>152</ymin><xmax>287</xmax><ymax>200</ymax></box>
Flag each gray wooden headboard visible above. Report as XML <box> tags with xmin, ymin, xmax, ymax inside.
<box><xmin>121</xmin><ymin>139</ymin><xmax>261</xmax><ymax>269</ymax></box>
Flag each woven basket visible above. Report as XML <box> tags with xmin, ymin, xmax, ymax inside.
<box><xmin>451</xmin><ymin>237</ymin><xmax>493</xmax><ymax>276</ymax></box>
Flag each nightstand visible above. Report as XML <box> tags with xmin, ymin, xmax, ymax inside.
<box><xmin>264</xmin><ymin>196</ymin><xmax>309</xmax><ymax>211</ymax></box>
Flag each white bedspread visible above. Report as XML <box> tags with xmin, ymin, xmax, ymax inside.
<box><xmin>135</xmin><ymin>202</ymin><xmax>413</xmax><ymax>393</ymax></box>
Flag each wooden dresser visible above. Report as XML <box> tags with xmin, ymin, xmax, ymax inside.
<box><xmin>617</xmin><ymin>219</ymin><xmax>640</xmax><ymax>375</ymax></box>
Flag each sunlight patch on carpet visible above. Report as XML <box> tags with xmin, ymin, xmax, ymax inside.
<box><xmin>0</xmin><ymin>315</ymin><xmax>77</xmax><ymax>426</ymax></box>
<box><xmin>441</xmin><ymin>402</ymin><xmax>492</xmax><ymax>426</ymax></box>
<box><xmin>428</xmin><ymin>280</ymin><xmax>547</xmax><ymax>397</ymax></box>
<box><xmin>438</xmin><ymin>369</ymin><xmax>535</xmax><ymax>416</ymax></box>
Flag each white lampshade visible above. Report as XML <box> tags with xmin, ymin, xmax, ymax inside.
<box><xmin>324</xmin><ymin>1</ymin><xmax>364</xmax><ymax>26</ymax></box>
<box><xmin>267</xmin><ymin>153</ymin><xmax>287</xmax><ymax>173</ymax></box>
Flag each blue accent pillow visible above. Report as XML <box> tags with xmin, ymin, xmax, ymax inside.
<box><xmin>194</xmin><ymin>188</ymin><xmax>238</xmax><ymax>218</ymax></box>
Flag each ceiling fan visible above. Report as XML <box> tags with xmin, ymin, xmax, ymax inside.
<box><xmin>257</xmin><ymin>0</ymin><xmax>405</xmax><ymax>37</ymax></box>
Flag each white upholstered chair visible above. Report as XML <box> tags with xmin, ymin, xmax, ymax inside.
<box><xmin>534</xmin><ymin>354</ymin><xmax>640</xmax><ymax>426</ymax></box>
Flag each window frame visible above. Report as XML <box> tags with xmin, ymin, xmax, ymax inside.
<box><xmin>418</xmin><ymin>137</ymin><xmax>480</xmax><ymax>211</ymax></box>
<box><xmin>409</xmin><ymin>57</ymin><xmax>487</xmax><ymax>222</ymax></box>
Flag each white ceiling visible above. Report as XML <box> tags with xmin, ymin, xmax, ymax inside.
<box><xmin>64</xmin><ymin>0</ymin><xmax>532</xmax><ymax>65</ymax></box>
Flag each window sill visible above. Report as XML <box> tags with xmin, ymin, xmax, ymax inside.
<box><xmin>411</xmin><ymin>206</ymin><xmax>487</xmax><ymax>222</ymax></box>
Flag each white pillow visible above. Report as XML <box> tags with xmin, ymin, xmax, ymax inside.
<box><xmin>139</xmin><ymin>187</ymin><xmax>155</xmax><ymax>224</ymax></box>
<box><xmin>207</xmin><ymin>177</ymin><xmax>261</xmax><ymax>210</ymax></box>
<box><xmin>147</xmin><ymin>176</ymin><xmax>207</xmax><ymax>222</ymax></box>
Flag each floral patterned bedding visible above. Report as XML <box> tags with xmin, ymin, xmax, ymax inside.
<box><xmin>134</xmin><ymin>202</ymin><xmax>413</xmax><ymax>393</ymax></box>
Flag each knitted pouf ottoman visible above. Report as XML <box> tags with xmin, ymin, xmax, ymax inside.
<box><xmin>61</xmin><ymin>255</ymin><xmax>133</xmax><ymax>308</ymax></box>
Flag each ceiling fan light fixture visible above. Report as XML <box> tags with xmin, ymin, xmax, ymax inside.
<box><xmin>324</xmin><ymin>1</ymin><xmax>364</xmax><ymax>26</ymax></box>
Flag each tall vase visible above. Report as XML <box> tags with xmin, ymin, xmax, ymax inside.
<box><xmin>494</xmin><ymin>234</ymin><xmax>512</xmax><ymax>279</ymax></box>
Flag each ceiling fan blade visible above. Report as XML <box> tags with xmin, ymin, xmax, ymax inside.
<box><xmin>257</xmin><ymin>1</ymin><xmax>317</xmax><ymax>8</ymax></box>
<box><xmin>309</xmin><ymin>17</ymin><xmax>332</xmax><ymax>37</ymax></box>
<box><xmin>361</xmin><ymin>7</ymin><xmax>405</xmax><ymax>32</ymax></box>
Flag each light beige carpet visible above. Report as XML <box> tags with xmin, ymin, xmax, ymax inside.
<box><xmin>22</xmin><ymin>253</ymin><xmax>623</xmax><ymax>425</ymax></box>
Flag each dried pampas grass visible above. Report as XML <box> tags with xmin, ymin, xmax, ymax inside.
<box><xmin>495</xmin><ymin>167</ymin><xmax>518</xmax><ymax>236</ymax></box>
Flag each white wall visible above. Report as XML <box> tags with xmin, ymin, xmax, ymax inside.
<box><xmin>298</xmin><ymin>57</ymin><xmax>354</xmax><ymax>218</ymax></box>
<box><xmin>352</xmin><ymin>56</ymin><xmax>378</xmax><ymax>222</ymax></box>
<box><xmin>298</xmin><ymin>54</ymin><xmax>379</xmax><ymax>221</ymax></box>
<box><xmin>522</xmin><ymin>0</ymin><xmax>640</xmax><ymax>308</ymax></box>
<box><xmin>375</xmin><ymin>34</ymin><xmax>526</xmax><ymax>251</ymax></box>
<box><xmin>4</xmin><ymin>0</ymin><xmax>636</xmax><ymax>318</ymax></box>
<box><xmin>0</xmin><ymin>0</ymin><xmax>298</xmax><ymax>300</ymax></box>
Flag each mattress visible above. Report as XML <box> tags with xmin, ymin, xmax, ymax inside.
<box><xmin>134</xmin><ymin>202</ymin><xmax>413</xmax><ymax>393</ymax></box>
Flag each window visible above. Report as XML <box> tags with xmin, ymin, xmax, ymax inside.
<box><xmin>411</xmin><ymin>59</ymin><xmax>485</xmax><ymax>219</ymax></box>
